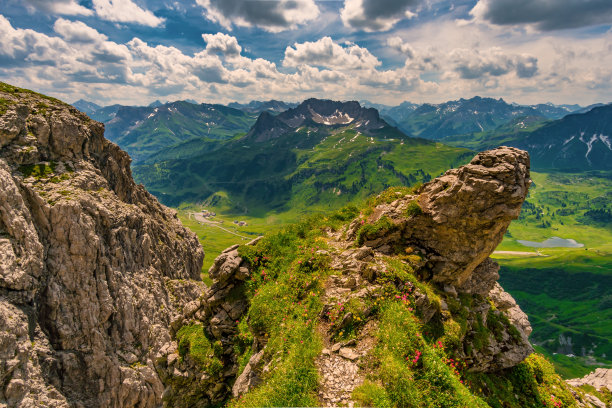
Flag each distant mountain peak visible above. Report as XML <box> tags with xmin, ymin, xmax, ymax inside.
<box><xmin>243</xmin><ymin>98</ymin><xmax>394</xmax><ymax>143</ymax></box>
<box><xmin>282</xmin><ymin>98</ymin><xmax>386</xmax><ymax>129</ymax></box>
<box><xmin>72</xmin><ymin>99</ymin><xmax>101</xmax><ymax>115</ymax></box>
<box><xmin>228</xmin><ymin>100</ymin><xmax>298</xmax><ymax>114</ymax></box>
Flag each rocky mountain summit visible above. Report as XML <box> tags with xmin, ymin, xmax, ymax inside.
<box><xmin>0</xmin><ymin>83</ymin><xmax>203</xmax><ymax>407</ymax></box>
<box><xmin>244</xmin><ymin>98</ymin><xmax>394</xmax><ymax>143</ymax></box>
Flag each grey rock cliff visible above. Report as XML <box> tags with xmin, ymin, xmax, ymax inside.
<box><xmin>0</xmin><ymin>84</ymin><xmax>204</xmax><ymax>407</ymax></box>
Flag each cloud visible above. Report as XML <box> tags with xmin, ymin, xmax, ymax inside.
<box><xmin>450</xmin><ymin>47</ymin><xmax>538</xmax><ymax>79</ymax></box>
<box><xmin>0</xmin><ymin>15</ymin><xmax>69</xmax><ymax>65</ymax></box>
<box><xmin>340</xmin><ymin>0</ymin><xmax>420</xmax><ymax>32</ymax></box>
<box><xmin>283</xmin><ymin>37</ymin><xmax>381</xmax><ymax>70</ymax></box>
<box><xmin>2</xmin><ymin>9</ymin><xmax>611</xmax><ymax>108</ymax></box>
<box><xmin>386</xmin><ymin>37</ymin><xmax>439</xmax><ymax>70</ymax></box>
<box><xmin>386</xmin><ymin>36</ymin><xmax>415</xmax><ymax>58</ymax></box>
<box><xmin>470</xmin><ymin>0</ymin><xmax>612</xmax><ymax>31</ymax></box>
<box><xmin>202</xmin><ymin>33</ymin><xmax>242</xmax><ymax>56</ymax></box>
<box><xmin>53</xmin><ymin>18</ymin><xmax>108</xmax><ymax>43</ymax></box>
<box><xmin>92</xmin><ymin>0</ymin><xmax>165</xmax><ymax>27</ymax></box>
<box><xmin>195</xmin><ymin>0</ymin><xmax>320</xmax><ymax>33</ymax></box>
<box><xmin>23</xmin><ymin>0</ymin><xmax>93</xmax><ymax>16</ymax></box>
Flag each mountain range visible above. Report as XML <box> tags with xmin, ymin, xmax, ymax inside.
<box><xmin>443</xmin><ymin>104</ymin><xmax>612</xmax><ymax>171</ymax></box>
<box><xmin>72</xmin><ymin>99</ymin><xmax>101</xmax><ymax>115</ymax></box>
<box><xmin>72</xmin><ymin>96</ymin><xmax>586</xmax><ymax>163</ymax></box>
<box><xmin>381</xmin><ymin>97</ymin><xmax>577</xmax><ymax>140</ymax></box>
<box><xmin>132</xmin><ymin>98</ymin><xmax>472</xmax><ymax>211</ymax></box>
<box><xmin>102</xmin><ymin>101</ymin><xmax>257</xmax><ymax>162</ymax></box>
<box><xmin>67</xmin><ymin>95</ymin><xmax>612</xmax><ymax>209</ymax></box>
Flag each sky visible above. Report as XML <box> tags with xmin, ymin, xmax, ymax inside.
<box><xmin>1</xmin><ymin>0</ymin><xmax>611</xmax><ymax>106</ymax></box>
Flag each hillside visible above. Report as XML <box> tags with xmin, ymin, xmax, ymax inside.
<box><xmin>492</xmin><ymin>171</ymin><xmax>612</xmax><ymax>377</ymax></box>
<box><xmin>102</xmin><ymin>101</ymin><xmax>257</xmax><ymax>162</ymax></box>
<box><xmin>157</xmin><ymin>146</ymin><xmax>606</xmax><ymax>407</ymax></box>
<box><xmin>444</xmin><ymin>104</ymin><xmax>612</xmax><ymax>171</ymax></box>
<box><xmin>132</xmin><ymin>99</ymin><xmax>473</xmax><ymax>212</ymax></box>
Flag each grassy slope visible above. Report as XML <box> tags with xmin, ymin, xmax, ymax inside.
<box><xmin>178</xmin><ymin>170</ymin><xmax>612</xmax><ymax>379</ymax></box>
<box><xmin>177</xmin><ymin>207</ymin><xmax>584</xmax><ymax>408</ymax></box>
<box><xmin>134</xmin><ymin>126</ymin><xmax>472</xmax><ymax>212</ymax></box>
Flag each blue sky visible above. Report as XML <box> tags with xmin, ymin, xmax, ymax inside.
<box><xmin>1</xmin><ymin>0</ymin><xmax>611</xmax><ymax>106</ymax></box>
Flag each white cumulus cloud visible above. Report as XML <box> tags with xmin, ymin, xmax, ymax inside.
<box><xmin>23</xmin><ymin>0</ymin><xmax>93</xmax><ymax>16</ymax></box>
<box><xmin>53</xmin><ymin>18</ymin><xmax>108</xmax><ymax>43</ymax></box>
<box><xmin>450</xmin><ymin>47</ymin><xmax>538</xmax><ymax>79</ymax></box>
<box><xmin>283</xmin><ymin>37</ymin><xmax>381</xmax><ymax>70</ymax></box>
<box><xmin>202</xmin><ymin>33</ymin><xmax>242</xmax><ymax>56</ymax></box>
<box><xmin>92</xmin><ymin>0</ymin><xmax>165</xmax><ymax>27</ymax></box>
<box><xmin>386</xmin><ymin>36</ymin><xmax>415</xmax><ymax>58</ymax></box>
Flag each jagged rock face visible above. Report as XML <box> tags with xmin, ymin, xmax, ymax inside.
<box><xmin>362</xmin><ymin>146</ymin><xmax>530</xmax><ymax>287</ymax></box>
<box><xmin>156</xmin><ymin>238</ymin><xmax>260</xmax><ymax>407</ymax></box>
<box><xmin>0</xmin><ymin>84</ymin><xmax>204</xmax><ymax>407</ymax></box>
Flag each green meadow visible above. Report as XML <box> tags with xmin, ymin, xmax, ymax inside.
<box><xmin>493</xmin><ymin>171</ymin><xmax>612</xmax><ymax>377</ymax></box>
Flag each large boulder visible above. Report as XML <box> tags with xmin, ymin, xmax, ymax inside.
<box><xmin>360</xmin><ymin>146</ymin><xmax>530</xmax><ymax>287</ymax></box>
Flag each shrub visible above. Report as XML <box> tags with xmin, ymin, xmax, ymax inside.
<box><xmin>355</xmin><ymin>216</ymin><xmax>395</xmax><ymax>246</ymax></box>
<box><xmin>405</xmin><ymin>199</ymin><xmax>423</xmax><ymax>217</ymax></box>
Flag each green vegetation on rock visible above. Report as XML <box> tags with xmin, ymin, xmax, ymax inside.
<box><xmin>176</xmin><ymin>324</ymin><xmax>223</xmax><ymax>376</ymax></box>
<box><xmin>354</xmin><ymin>301</ymin><xmax>489</xmax><ymax>408</ymax></box>
<box><xmin>198</xmin><ymin>204</ymin><xmax>584</xmax><ymax>407</ymax></box>
<box><xmin>19</xmin><ymin>162</ymin><xmax>56</xmax><ymax>179</ymax></box>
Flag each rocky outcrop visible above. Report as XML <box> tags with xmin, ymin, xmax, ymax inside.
<box><xmin>568</xmin><ymin>369</ymin><xmax>612</xmax><ymax>391</ymax></box>
<box><xmin>567</xmin><ymin>370</ymin><xmax>612</xmax><ymax>408</ymax></box>
<box><xmin>345</xmin><ymin>147</ymin><xmax>533</xmax><ymax>371</ymax></box>
<box><xmin>0</xmin><ymin>83</ymin><xmax>204</xmax><ymax>407</ymax></box>
<box><xmin>354</xmin><ymin>146</ymin><xmax>530</xmax><ymax>287</ymax></box>
<box><xmin>156</xmin><ymin>237</ymin><xmax>260</xmax><ymax>407</ymax></box>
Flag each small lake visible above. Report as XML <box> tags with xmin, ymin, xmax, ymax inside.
<box><xmin>517</xmin><ymin>237</ymin><xmax>585</xmax><ymax>248</ymax></box>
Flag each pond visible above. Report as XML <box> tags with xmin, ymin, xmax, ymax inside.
<box><xmin>517</xmin><ymin>236</ymin><xmax>585</xmax><ymax>248</ymax></box>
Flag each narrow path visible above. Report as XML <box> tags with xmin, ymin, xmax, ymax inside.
<box><xmin>315</xmin><ymin>234</ymin><xmax>378</xmax><ymax>407</ymax></box>
<box><xmin>492</xmin><ymin>250</ymin><xmax>546</xmax><ymax>257</ymax></box>
<box><xmin>315</xmin><ymin>276</ymin><xmax>363</xmax><ymax>408</ymax></box>
<box><xmin>189</xmin><ymin>213</ymin><xmax>251</xmax><ymax>240</ymax></box>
